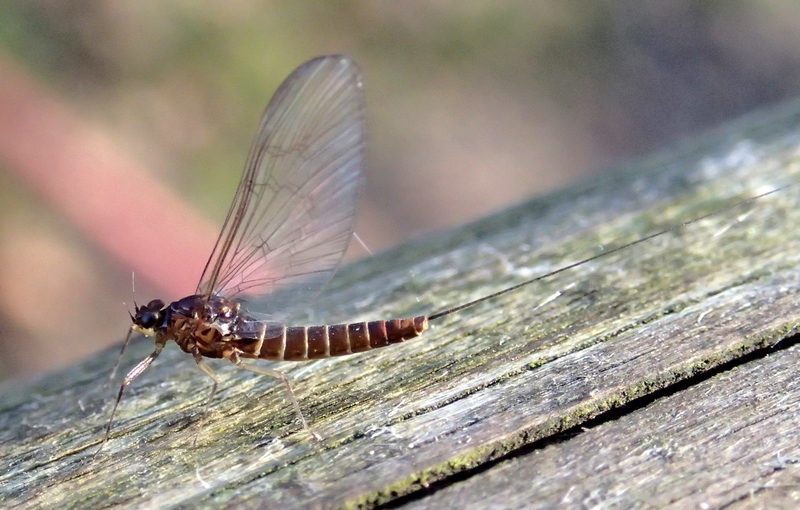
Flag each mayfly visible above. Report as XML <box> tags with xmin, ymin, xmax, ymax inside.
<box><xmin>99</xmin><ymin>55</ymin><xmax>781</xmax><ymax>450</ymax></box>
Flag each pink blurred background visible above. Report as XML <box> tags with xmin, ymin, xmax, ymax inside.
<box><xmin>2</xmin><ymin>2</ymin><xmax>800</xmax><ymax>380</ymax></box>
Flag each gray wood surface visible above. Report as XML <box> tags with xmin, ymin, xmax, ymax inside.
<box><xmin>2</xmin><ymin>99</ymin><xmax>800</xmax><ymax>509</ymax></box>
<box><xmin>409</xmin><ymin>341</ymin><xmax>800</xmax><ymax>509</ymax></box>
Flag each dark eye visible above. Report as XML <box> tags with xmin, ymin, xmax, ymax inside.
<box><xmin>139</xmin><ymin>310</ymin><xmax>160</xmax><ymax>329</ymax></box>
<box><xmin>147</xmin><ymin>299</ymin><xmax>165</xmax><ymax>309</ymax></box>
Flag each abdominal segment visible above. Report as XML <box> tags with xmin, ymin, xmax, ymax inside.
<box><xmin>254</xmin><ymin>317</ymin><xmax>429</xmax><ymax>361</ymax></box>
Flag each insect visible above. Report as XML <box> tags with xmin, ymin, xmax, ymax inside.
<box><xmin>99</xmin><ymin>55</ymin><xmax>781</xmax><ymax>451</ymax></box>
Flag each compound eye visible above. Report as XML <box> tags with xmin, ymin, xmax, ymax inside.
<box><xmin>139</xmin><ymin>310</ymin><xmax>160</xmax><ymax>329</ymax></box>
<box><xmin>146</xmin><ymin>299</ymin><xmax>165</xmax><ymax>309</ymax></box>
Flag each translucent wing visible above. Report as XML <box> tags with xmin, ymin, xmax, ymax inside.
<box><xmin>197</xmin><ymin>55</ymin><xmax>365</xmax><ymax>318</ymax></box>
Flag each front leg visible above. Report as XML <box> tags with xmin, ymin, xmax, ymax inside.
<box><xmin>96</xmin><ymin>337</ymin><xmax>167</xmax><ymax>455</ymax></box>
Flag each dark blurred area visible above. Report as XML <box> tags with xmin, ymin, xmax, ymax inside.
<box><xmin>1</xmin><ymin>1</ymin><xmax>799</xmax><ymax>380</ymax></box>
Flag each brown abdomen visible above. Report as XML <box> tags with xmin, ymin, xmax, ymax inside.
<box><xmin>258</xmin><ymin>316</ymin><xmax>428</xmax><ymax>361</ymax></box>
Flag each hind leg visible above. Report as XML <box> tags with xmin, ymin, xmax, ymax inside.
<box><xmin>229</xmin><ymin>352</ymin><xmax>319</xmax><ymax>441</ymax></box>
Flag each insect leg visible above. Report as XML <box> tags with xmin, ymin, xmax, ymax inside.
<box><xmin>190</xmin><ymin>347</ymin><xmax>221</xmax><ymax>446</ymax></box>
<box><xmin>108</xmin><ymin>326</ymin><xmax>136</xmax><ymax>380</ymax></box>
<box><xmin>191</xmin><ymin>348</ymin><xmax>221</xmax><ymax>408</ymax></box>
<box><xmin>230</xmin><ymin>353</ymin><xmax>320</xmax><ymax>441</ymax></box>
<box><xmin>96</xmin><ymin>341</ymin><xmax>165</xmax><ymax>455</ymax></box>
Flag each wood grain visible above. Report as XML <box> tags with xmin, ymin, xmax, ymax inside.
<box><xmin>2</xmin><ymin>100</ymin><xmax>800</xmax><ymax>509</ymax></box>
<box><xmin>407</xmin><ymin>343</ymin><xmax>800</xmax><ymax>509</ymax></box>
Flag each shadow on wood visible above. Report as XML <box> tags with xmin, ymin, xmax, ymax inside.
<box><xmin>2</xmin><ymin>99</ymin><xmax>800</xmax><ymax>508</ymax></box>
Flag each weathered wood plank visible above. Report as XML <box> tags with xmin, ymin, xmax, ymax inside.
<box><xmin>408</xmin><ymin>333</ymin><xmax>800</xmax><ymax>509</ymax></box>
<box><xmin>1</xmin><ymin>100</ymin><xmax>800</xmax><ymax>508</ymax></box>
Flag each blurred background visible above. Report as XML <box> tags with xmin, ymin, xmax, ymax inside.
<box><xmin>1</xmin><ymin>1</ymin><xmax>800</xmax><ymax>380</ymax></box>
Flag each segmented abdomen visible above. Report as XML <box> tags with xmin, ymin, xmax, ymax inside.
<box><xmin>257</xmin><ymin>316</ymin><xmax>428</xmax><ymax>361</ymax></box>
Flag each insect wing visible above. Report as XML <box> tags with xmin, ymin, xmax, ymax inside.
<box><xmin>197</xmin><ymin>55</ymin><xmax>366</xmax><ymax>317</ymax></box>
